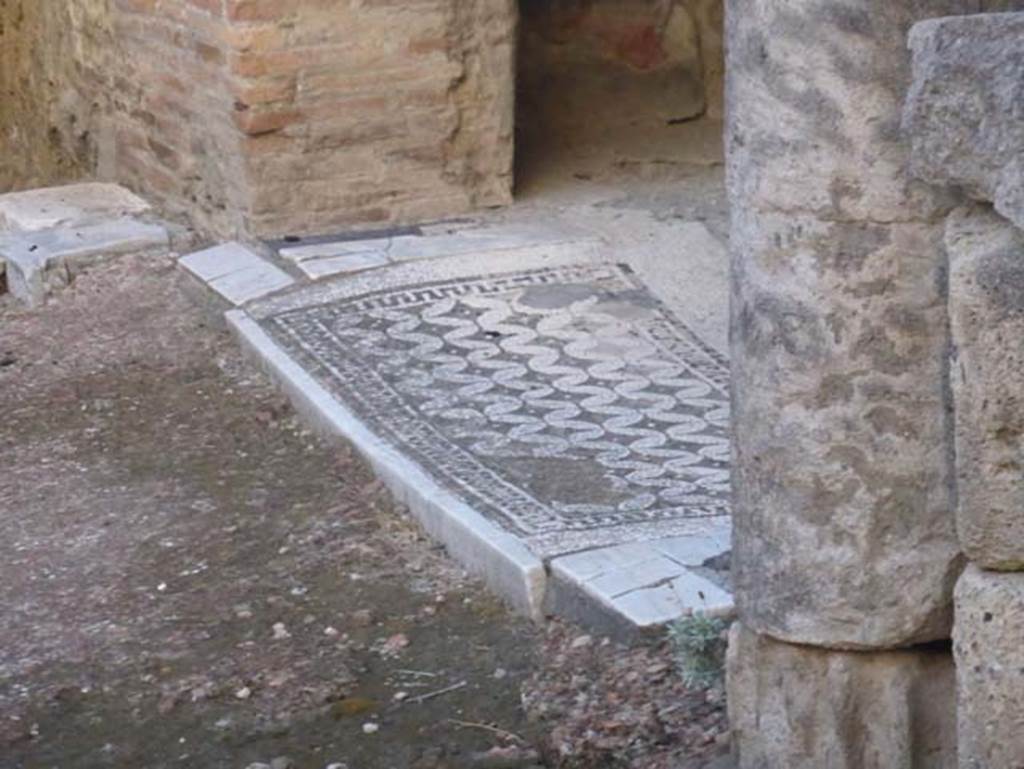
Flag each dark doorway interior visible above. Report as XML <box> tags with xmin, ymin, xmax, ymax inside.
<box><xmin>515</xmin><ymin>0</ymin><xmax>724</xmax><ymax>193</ymax></box>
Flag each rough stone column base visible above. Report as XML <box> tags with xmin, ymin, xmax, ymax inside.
<box><xmin>726</xmin><ymin>623</ymin><xmax>956</xmax><ymax>769</ymax></box>
<box><xmin>954</xmin><ymin>565</ymin><xmax>1024</xmax><ymax>769</ymax></box>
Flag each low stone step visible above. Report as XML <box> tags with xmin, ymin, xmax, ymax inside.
<box><xmin>1</xmin><ymin>217</ymin><xmax>168</xmax><ymax>307</ymax></box>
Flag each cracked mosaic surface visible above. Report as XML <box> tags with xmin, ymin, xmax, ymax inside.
<box><xmin>261</xmin><ymin>263</ymin><xmax>730</xmax><ymax>556</ymax></box>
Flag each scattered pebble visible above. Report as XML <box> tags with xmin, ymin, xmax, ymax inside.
<box><xmin>272</xmin><ymin>622</ymin><xmax>291</xmax><ymax>640</ymax></box>
<box><xmin>379</xmin><ymin>633</ymin><xmax>409</xmax><ymax>657</ymax></box>
<box><xmin>570</xmin><ymin>634</ymin><xmax>593</xmax><ymax>649</ymax></box>
<box><xmin>270</xmin><ymin>757</ymin><xmax>294</xmax><ymax>769</ymax></box>
<box><xmin>362</xmin><ymin>722</ymin><xmax>380</xmax><ymax>735</ymax></box>
<box><xmin>324</xmin><ymin>626</ymin><xmax>339</xmax><ymax>637</ymax></box>
<box><xmin>235</xmin><ymin>686</ymin><xmax>252</xmax><ymax>700</ymax></box>
<box><xmin>493</xmin><ymin>668</ymin><xmax>507</xmax><ymax>680</ymax></box>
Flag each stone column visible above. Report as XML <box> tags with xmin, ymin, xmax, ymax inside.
<box><xmin>727</xmin><ymin>0</ymin><xmax>969</xmax><ymax>650</ymax></box>
<box><xmin>727</xmin><ymin>624</ymin><xmax>957</xmax><ymax>769</ymax></box>
<box><xmin>725</xmin><ymin>1</ymin><xmax>978</xmax><ymax>765</ymax></box>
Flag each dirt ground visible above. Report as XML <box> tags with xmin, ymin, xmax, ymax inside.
<box><xmin>0</xmin><ymin>253</ymin><xmax>729</xmax><ymax>769</ymax></box>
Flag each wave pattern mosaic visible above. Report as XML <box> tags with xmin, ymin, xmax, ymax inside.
<box><xmin>262</xmin><ymin>263</ymin><xmax>730</xmax><ymax>556</ymax></box>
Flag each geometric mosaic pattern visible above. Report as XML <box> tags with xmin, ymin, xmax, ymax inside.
<box><xmin>262</xmin><ymin>263</ymin><xmax>730</xmax><ymax>556</ymax></box>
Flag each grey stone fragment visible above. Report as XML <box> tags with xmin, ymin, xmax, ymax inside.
<box><xmin>729</xmin><ymin>206</ymin><xmax>962</xmax><ymax>648</ymax></box>
<box><xmin>947</xmin><ymin>205</ymin><xmax>1024</xmax><ymax>569</ymax></box>
<box><xmin>953</xmin><ymin>565</ymin><xmax>1024</xmax><ymax>769</ymax></box>
<box><xmin>547</xmin><ymin>534</ymin><xmax>734</xmax><ymax>641</ymax></box>
<box><xmin>904</xmin><ymin>12</ymin><xmax>1024</xmax><ymax>229</ymax></box>
<box><xmin>727</xmin><ymin>623</ymin><xmax>957</xmax><ymax>769</ymax></box>
<box><xmin>1</xmin><ymin>218</ymin><xmax>169</xmax><ymax>307</ymax></box>
<box><xmin>544</xmin><ymin>564</ymin><xmax>731</xmax><ymax>643</ymax></box>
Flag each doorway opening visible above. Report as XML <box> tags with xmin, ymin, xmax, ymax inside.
<box><xmin>514</xmin><ymin>0</ymin><xmax>725</xmax><ymax>202</ymax></box>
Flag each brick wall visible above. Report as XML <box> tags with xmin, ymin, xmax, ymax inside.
<box><xmin>2</xmin><ymin>1</ymin><xmax>726</xmax><ymax>240</ymax></box>
<box><xmin>1</xmin><ymin>1</ymin><xmax>516</xmax><ymax>239</ymax></box>
<box><xmin>112</xmin><ymin>0</ymin><xmax>246</xmax><ymax>236</ymax></box>
<box><xmin>227</xmin><ymin>0</ymin><xmax>517</xmax><ymax>237</ymax></box>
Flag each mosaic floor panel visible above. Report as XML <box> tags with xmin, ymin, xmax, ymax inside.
<box><xmin>254</xmin><ymin>260</ymin><xmax>730</xmax><ymax>558</ymax></box>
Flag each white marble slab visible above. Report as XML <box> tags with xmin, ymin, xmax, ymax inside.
<box><xmin>179</xmin><ymin>242</ymin><xmax>294</xmax><ymax>305</ymax></box>
<box><xmin>1</xmin><ymin>218</ymin><xmax>168</xmax><ymax>307</ymax></box>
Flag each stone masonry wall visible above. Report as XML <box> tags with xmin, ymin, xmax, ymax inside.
<box><xmin>724</xmin><ymin>2</ymin><xmax>1024</xmax><ymax>767</ymax></box>
<box><xmin>905</xmin><ymin>12</ymin><xmax>1024</xmax><ymax>766</ymax></box>
<box><xmin>0</xmin><ymin>0</ymin><xmax>116</xmax><ymax>192</ymax></box>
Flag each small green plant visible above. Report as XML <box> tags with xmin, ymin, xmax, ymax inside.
<box><xmin>668</xmin><ymin>613</ymin><xmax>729</xmax><ymax>689</ymax></box>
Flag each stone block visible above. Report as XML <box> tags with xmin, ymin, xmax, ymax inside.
<box><xmin>730</xmin><ymin>207</ymin><xmax>962</xmax><ymax>649</ymax></box>
<box><xmin>953</xmin><ymin>565</ymin><xmax>1024</xmax><ymax>769</ymax></box>
<box><xmin>727</xmin><ymin>623</ymin><xmax>957</xmax><ymax>769</ymax></box>
<box><xmin>904</xmin><ymin>12</ymin><xmax>1024</xmax><ymax>229</ymax></box>
<box><xmin>547</xmin><ymin>526</ymin><xmax>733</xmax><ymax>640</ymax></box>
<box><xmin>0</xmin><ymin>183</ymin><xmax>151</xmax><ymax>233</ymax></box>
<box><xmin>947</xmin><ymin>205</ymin><xmax>1024</xmax><ymax>569</ymax></box>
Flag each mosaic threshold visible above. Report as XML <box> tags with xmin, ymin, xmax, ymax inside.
<box><xmin>188</xmin><ymin>237</ymin><xmax>733</xmax><ymax>630</ymax></box>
